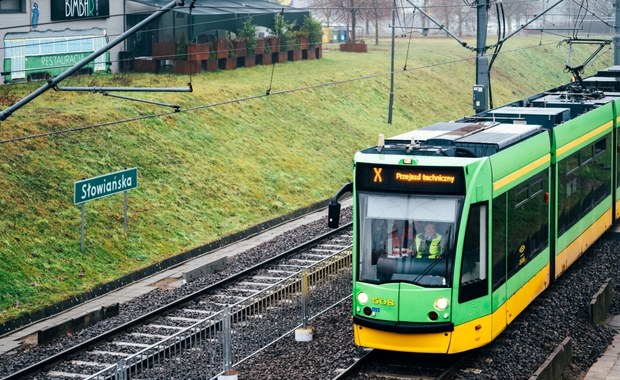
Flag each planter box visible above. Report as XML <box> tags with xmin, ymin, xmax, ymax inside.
<box><xmin>218</xmin><ymin>57</ymin><xmax>236</xmax><ymax>70</ymax></box>
<box><xmin>339</xmin><ymin>42</ymin><xmax>367</xmax><ymax>53</ymax></box>
<box><xmin>173</xmin><ymin>60</ymin><xmax>200</xmax><ymax>74</ymax></box>
<box><xmin>299</xmin><ymin>37</ymin><xmax>310</xmax><ymax>50</ymax></box>
<box><xmin>205</xmin><ymin>58</ymin><xmax>218</xmax><ymax>72</ymax></box>
<box><xmin>266</xmin><ymin>37</ymin><xmax>279</xmax><ymax>53</ymax></box>
<box><xmin>133</xmin><ymin>58</ymin><xmax>157</xmax><ymax>73</ymax></box>
<box><xmin>261</xmin><ymin>53</ymin><xmax>272</xmax><ymax>65</ymax></box>
<box><xmin>152</xmin><ymin>42</ymin><xmax>176</xmax><ymax>60</ymax></box>
<box><xmin>255</xmin><ymin>39</ymin><xmax>265</xmax><ymax>55</ymax></box>
<box><xmin>244</xmin><ymin>55</ymin><xmax>256</xmax><ymax>68</ymax></box>
<box><xmin>189</xmin><ymin>43</ymin><xmax>209</xmax><ymax>61</ymax></box>
<box><xmin>289</xmin><ymin>50</ymin><xmax>302</xmax><ymax>61</ymax></box>
<box><xmin>215</xmin><ymin>39</ymin><xmax>228</xmax><ymax>59</ymax></box>
<box><xmin>233</xmin><ymin>40</ymin><xmax>247</xmax><ymax>58</ymax></box>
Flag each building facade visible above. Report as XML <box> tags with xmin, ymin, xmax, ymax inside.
<box><xmin>1</xmin><ymin>0</ymin><xmax>310</xmax><ymax>83</ymax></box>
<box><xmin>0</xmin><ymin>0</ymin><xmax>160</xmax><ymax>83</ymax></box>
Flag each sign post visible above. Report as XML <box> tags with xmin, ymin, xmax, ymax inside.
<box><xmin>81</xmin><ymin>203</ymin><xmax>85</xmax><ymax>251</ymax></box>
<box><xmin>74</xmin><ymin>168</ymin><xmax>138</xmax><ymax>250</ymax></box>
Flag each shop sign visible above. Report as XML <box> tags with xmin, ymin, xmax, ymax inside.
<box><xmin>51</xmin><ymin>0</ymin><xmax>110</xmax><ymax>21</ymax></box>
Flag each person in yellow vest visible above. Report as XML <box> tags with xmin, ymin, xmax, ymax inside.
<box><xmin>415</xmin><ymin>222</ymin><xmax>442</xmax><ymax>259</ymax></box>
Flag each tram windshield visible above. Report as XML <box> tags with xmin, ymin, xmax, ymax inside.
<box><xmin>357</xmin><ymin>193</ymin><xmax>463</xmax><ymax>287</ymax></box>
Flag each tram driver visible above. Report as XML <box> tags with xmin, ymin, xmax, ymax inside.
<box><xmin>415</xmin><ymin>222</ymin><xmax>443</xmax><ymax>259</ymax></box>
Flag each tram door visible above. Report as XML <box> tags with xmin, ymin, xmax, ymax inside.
<box><xmin>451</xmin><ymin>203</ymin><xmax>491</xmax><ymax>352</ymax></box>
<box><xmin>490</xmin><ymin>194</ymin><xmax>508</xmax><ymax>338</ymax></box>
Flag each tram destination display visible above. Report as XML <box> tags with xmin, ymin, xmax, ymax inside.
<box><xmin>356</xmin><ymin>163</ymin><xmax>465</xmax><ymax>194</ymax></box>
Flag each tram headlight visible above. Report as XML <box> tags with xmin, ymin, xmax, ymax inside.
<box><xmin>434</xmin><ymin>297</ymin><xmax>449</xmax><ymax>311</ymax></box>
<box><xmin>357</xmin><ymin>292</ymin><xmax>369</xmax><ymax>305</ymax></box>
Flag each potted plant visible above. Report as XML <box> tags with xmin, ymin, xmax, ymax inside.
<box><xmin>173</xmin><ymin>31</ymin><xmax>200</xmax><ymax>74</ymax></box>
<box><xmin>206</xmin><ymin>42</ymin><xmax>218</xmax><ymax>71</ymax></box>
<box><xmin>272</xmin><ymin>13</ymin><xmax>293</xmax><ymax>62</ymax></box>
<box><xmin>176</xmin><ymin>31</ymin><xmax>188</xmax><ymax>60</ymax></box>
<box><xmin>290</xmin><ymin>30</ymin><xmax>304</xmax><ymax>61</ymax></box>
<box><xmin>238</xmin><ymin>17</ymin><xmax>256</xmax><ymax>67</ymax></box>
<box><xmin>262</xmin><ymin>38</ymin><xmax>272</xmax><ymax>65</ymax></box>
<box><xmin>224</xmin><ymin>39</ymin><xmax>237</xmax><ymax>69</ymax></box>
<box><xmin>265</xmin><ymin>36</ymin><xmax>279</xmax><ymax>53</ymax></box>
<box><xmin>302</xmin><ymin>15</ymin><xmax>323</xmax><ymax>59</ymax></box>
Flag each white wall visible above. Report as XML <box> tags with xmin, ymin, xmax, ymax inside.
<box><xmin>0</xmin><ymin>1</ymin><xmax>164</xmax><ymax>83</ymax></box>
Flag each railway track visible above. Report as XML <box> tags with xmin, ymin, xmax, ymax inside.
<box><xmin>2</xmin><ymin>223</ymin><xmax>352</xmax><ymax>380</ymax></box>
<box><xmin>334</xmin><ymin>349</ymin><xmax>473</xmax><ymax>380</ymax></box>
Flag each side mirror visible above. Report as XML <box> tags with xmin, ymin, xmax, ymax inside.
<box><xmin>328</xmin><ymin>202</ymin><xmax>341</xmax><ymax>228</ymax></box>
<box><xmin>327</xmin><ymin>182</ymin><xmax>352</xmax><ymax>229</ymax></box>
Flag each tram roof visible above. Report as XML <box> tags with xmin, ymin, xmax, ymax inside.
<box><xmin>367</xmin><ymin>67</ymin><xmax>620</xmax><ymax>159</ymax></box>
<box><xmin>384</xmin><ymin>122</ymin><xmax>543</xmax><ymax>157</ymax></box>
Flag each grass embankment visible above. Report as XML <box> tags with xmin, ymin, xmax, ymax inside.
<box><xmin>0</xmin><ymin>36</ymin><xmax>612</xmax><ymax>322</ymax></box>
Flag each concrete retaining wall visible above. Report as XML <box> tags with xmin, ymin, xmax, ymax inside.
<box><xmin>529</xmin><ymin>337</ymin><xmax>572</xmax><ymax>380</ymax></box>
<box><xmin>590</xmin><ymin>278</ymin><xmax>613</xmax><ymax>325</ymax></box>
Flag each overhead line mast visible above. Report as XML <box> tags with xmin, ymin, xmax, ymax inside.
<box><xmin>0</xmin><ymin>0</ymin><xmax>187</xmax><ymax>123</ymax></box>
<box><xmin>402</xmin><ymin>0</ymin><xmax>564</xmax><ymax>114</ymax></box>
<box><xmin>473</xmin><ymin>0</ymin><xmax>489</xmax><ymax>113</ymax></box>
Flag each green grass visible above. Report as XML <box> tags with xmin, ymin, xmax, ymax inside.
<box><xmin>0</xmin><ymin>36</ymin><xmax>613</xmax><ymax>322</ymax></box>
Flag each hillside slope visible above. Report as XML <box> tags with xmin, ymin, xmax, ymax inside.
<box><xmin>0</xmin><ymin>37</ymin><xmax>612</xmax><ymax>322</ymax></box>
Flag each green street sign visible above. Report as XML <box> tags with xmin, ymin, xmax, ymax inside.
<box><xmin>74</xmin><ymin>168</ymin><xmax>138</xmax><ymax>205</ymax></box>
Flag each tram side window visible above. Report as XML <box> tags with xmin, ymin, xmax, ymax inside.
<box><xmin>507</xmin><ymin>170</ymin><xmax>549</xmax><ymax>278</ymax></box>
<box><xmin>492</xmin><ymin>193</ymin><xmax>507</xmax><ymax>291</ymax></box>
<box><xmin>558</xmin><ymin>136</ymin><xmax>611</xmax><ymax>235</ymax></box>
<box><xmin>458</xmin><ymin>202</ymin><xmax>488</xmax><ymax>303</ymax></box>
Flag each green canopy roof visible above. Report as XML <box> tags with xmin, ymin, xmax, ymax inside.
<box><xmin>131</xmin><ymin>0</ymin><xmax>309</xmax><ymax>34</ymax></box>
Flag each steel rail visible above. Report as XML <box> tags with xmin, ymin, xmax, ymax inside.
<box><xmin>0</xmin><ymin>222</ymin><xmax>352</xmax><ymax>380</ymax></box>
<box><xmin>332</xmin><ymin>349</ymin><xmax>474</xmax><ymax>380</ymax></box>
<box><xmin>437</xmin><ymin>351</ymin><xmax>475</xmax><ymax>380</ymax></box>
<box><xmin>331</xmin><ymin>349</ymin><xmax>376</xmax><ymax>380</ymax></box>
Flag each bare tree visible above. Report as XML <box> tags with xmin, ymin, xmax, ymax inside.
<box><xmin>420</xmin><ymin>0</ymin><xmax>473</xmax><ymax>37</ymax></box>
<box><xmin>323</xmin><ymin>0</ymin><xmax>365</xmax><ymax>42</ymax></box>
<box><xmin>346</xmin><ymin>0</ymin><xmax>361</xmax><ymax>42</ymax></box>
<box><xmin>561</xmin><ymin>0</ymin><xmax>615</xmax><ymax>35</ymax></box>
<box><xmin>362</xmin><ymin>0</ymin><xmax>391</xmax><ymax>44</ymax></box>
<box><xmin>496</xmin><ymin>0</ymin><xmax>539</xmax><ymax>33</ymax></box>
<box><xmin>313</xmin><ymin>0</ymin><xmax>338</xmax><ymax>27</ymax></box>
<box><xmin>588</xmin><ymin>0</ymin><xmax>615</xmax><ymax>18</ymax></box>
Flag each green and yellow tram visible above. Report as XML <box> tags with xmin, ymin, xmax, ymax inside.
<box><xmin>329</xmin><ymin>66</ymin><xmax>620</xmax><ymax>353</ymax></box>
<box><xmin>3</xmin><ymin>28</ymin><xmax>110</xmax><ymax>83</ymax></box>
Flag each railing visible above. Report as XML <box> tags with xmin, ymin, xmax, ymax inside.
<box><xmin>87</xmin><ymin>247</ymin><xmax>352</xmax><ymax>380</ymax></box>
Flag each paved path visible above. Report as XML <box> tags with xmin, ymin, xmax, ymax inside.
<box><xmin>584</xmin><ymin>316</ymin><xmax>620</xmax><ymax>380</ymax></box>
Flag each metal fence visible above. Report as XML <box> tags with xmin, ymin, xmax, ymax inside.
<box><xmin>87</xmin><ymin>247</ymin><xmax>352</xmax><ymax>380</ymax></box>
